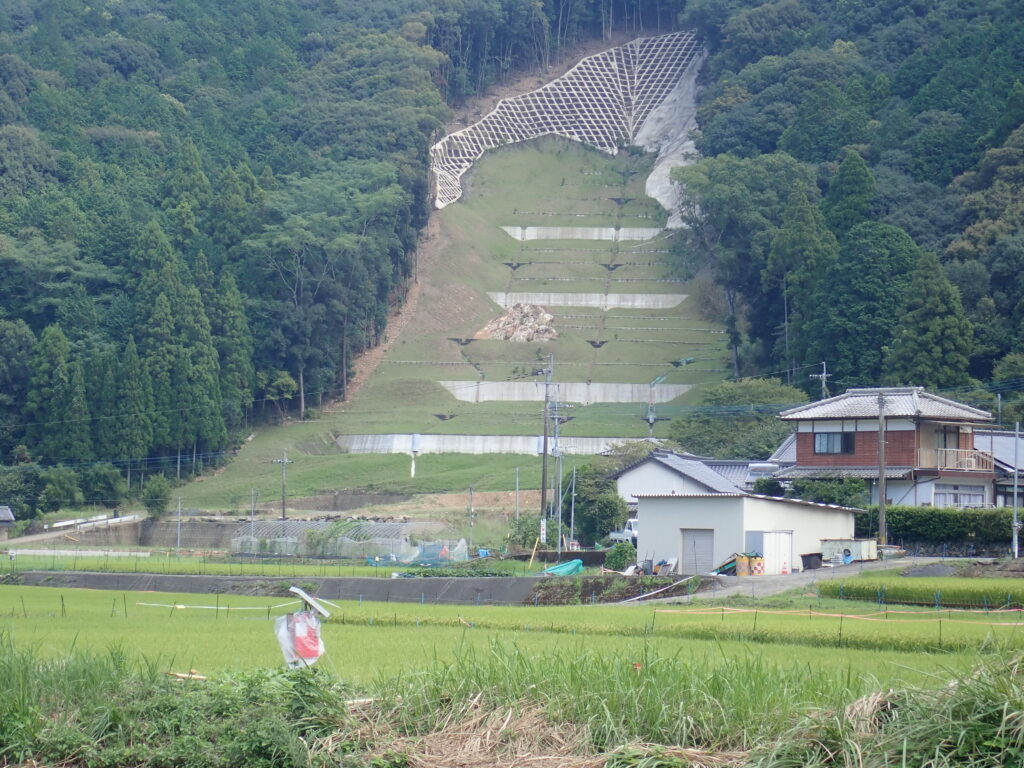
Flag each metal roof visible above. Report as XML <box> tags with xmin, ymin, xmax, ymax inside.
<box><xmin>773</xmin><ymin>466</ymin><xmax>914</xmax><ymax>480</ymax></box>
<box><xmin>975</xmin><ymin>430</ymin><xmax>1024</xmax><ymax>476</ymax></box>
<box><xmin>633</xmin><ymin>491</ymin><xmax>862</xmax><ymax>513</ymax></box>
<box><xmin>0</xmin><ymin>505</ymin><xmax>13</xmax><ymax>523</ymax></box>
<box><xmin>642</xmin><ymin>451</ymin><xmax>744</xmax><ymax>493</ymax></box>
<box><xmin>779</xmin><ymin>387</ymin><xmax>992</xmax><ymax>422</ymax></box>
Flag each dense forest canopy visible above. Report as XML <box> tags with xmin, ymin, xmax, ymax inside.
<box><xmin>673</xmin><ymin>0</ymin><xmax>1024</xmax><ymax>410</ymax></box>
<box><xmin>2</xmin><ymin>0</ymin><xmax>1023</xmax><ymax>513</ymax></box>
<box><xmin>0</xmin><ymin>0</ymin><xmax>684</xmax><ymax>515</ymax></box>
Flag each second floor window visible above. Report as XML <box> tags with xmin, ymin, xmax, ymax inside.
<box><xmin>814</xmin><ymin>432</ymin><xmax>855</xmax><ymax>454</ymax></box>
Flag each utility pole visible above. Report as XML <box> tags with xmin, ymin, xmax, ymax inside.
<box><xmin>539</xmin><ymin>355</ymin><xmax>553</xmax><ymax>517</ymax></box>
<box><xmin>515</xmin><ymin>467</ymin><xmax>520</xmax><ymax>520</ymax></box>
<box><xmin>250</xmin><ymin>488</ymin><xmax>258</xmax><ymax>541</ymax></box>
<box><xmin>467</xmin><ymin>486</ymin><xmax>475</xmax><ymax>551</ymax></box>
<box><xmin>569</xmin><ymin>465</ymin><xmax>577</xmax><ymax>549</ymax></box>
<box><xmin>648</xmin><ymin>374</ymin><xmax>666</xmax><ymax>436</ymax></box>
<box><xmin>809</xmin><ymin>361</ymin><xmax>831</xmax><ymax>400</ymax></box>
<box><xmin>877</xmin><ymin>392</ymin><xmax>887</xmax><ymax>546</ymax></box>
<box><xmin>1014</xmin><ymin>421</ymin><xmax>1020</xmax><ymax>559</ymax></box>
<box><xmin>273</xmin><ymin>449</ymin><xmax>292</xmax><ymax>521</ymax></box>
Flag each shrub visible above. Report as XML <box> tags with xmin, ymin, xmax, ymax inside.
<box><xmin>605</xmin><ymin>541</ymin><xmax>637</xmax><ymax>571</ymax></box>
<box><xmin>855</xmin><ymin>506</ymin><xmax>1014</xmax><ymax>544</ymax></box>
<box><xmin>141</xmin><ymin>474</ymin><xmax>172</xmax><ymax>518</ymax></box>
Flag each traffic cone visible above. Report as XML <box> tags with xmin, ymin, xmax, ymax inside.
<box><xmin>781</xmin><ymin>561</ymin><xmax>789</xmax><ymax>575</ymax></box>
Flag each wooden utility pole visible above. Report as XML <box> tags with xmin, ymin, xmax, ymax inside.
<box><xmin>273</xmin><ymin>449</ymin><xmax>292</xmax><ymax>520</ymax></box>
<box><xmin>877</xmin><ymin>392</ymin><xmax>887</xmax><ymax>546</ymax></box>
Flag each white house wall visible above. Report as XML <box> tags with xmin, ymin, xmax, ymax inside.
<box><xmin>637</xmin><ymin>495</ymin><xmax>855</xmax><ymax>576</ymax></box>
<box><xmin>636</xmin><ymin>495</ymin><xmax>745</xmax><ymax>572</ymax></box>
<box><xmin>740</xmin><ymin>497</ymin><xmax>855</xmax><ymax>568</ymax></box>
<box><xmin>617</xmin><ymin>462</ymin><xmax>716</xmax><ymax>505</ymax></box>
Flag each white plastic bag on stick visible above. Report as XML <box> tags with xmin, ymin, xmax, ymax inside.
<box><xmin>274</xmin><ymin>610</ymin><xmax>325</xmax><ymax>667</ymax></box>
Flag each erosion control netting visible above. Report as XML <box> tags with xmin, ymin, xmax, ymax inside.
<box><xmin>231</xmin><ymin>520</ymin><xmax>467</xmax><ymax>563</ymax></box>
<box><xmin>430</xmin><ymin>31</ymin><xmax>702</xmax><ymax>208</ymax></box>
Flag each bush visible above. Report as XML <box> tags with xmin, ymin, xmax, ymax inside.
<box><xmin>604</xmin><ymin>541</ymin><xmax>637</xmax><ymax>571</ymax></box>
<box><xmin>141</xmin><ymin>474</ymin><xmax>172</xmax><ymax>518</ymax></box>
<box><xmin>855</xmin><ymin>506</ymin><xmax>1015</xmax><ymax>544</ymax></box>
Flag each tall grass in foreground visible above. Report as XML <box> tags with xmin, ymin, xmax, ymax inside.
<box><xmin>371</xmin><ymin>638</ymin><xmax>874</xmax><ymax>752</ymax></box>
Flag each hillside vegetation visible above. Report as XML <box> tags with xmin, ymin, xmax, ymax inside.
<box><xmin>0</xmin><ymin>0</ymin><xmax>684</xmax><ymax>517</ymax></box>
<box><xmin>676</xmin><ymin>0</ymin><xmax>1024</xmax><ymax>406</ymax></box>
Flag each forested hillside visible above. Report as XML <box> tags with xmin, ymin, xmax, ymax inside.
<box><xmin>0</xmin><ymin>0</ymin><xmax>680</xmax><ymax>516</ymax></box>
<box><xmin>674</xmin><ymin>0</ymin><xmax>1024</xmax><ymax>406</ymax></box>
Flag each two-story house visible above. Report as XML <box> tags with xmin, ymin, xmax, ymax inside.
<box><xmin>773</xmin><ymin>387</ymin><xmax>996</xmax><ymax>508</ymax></box>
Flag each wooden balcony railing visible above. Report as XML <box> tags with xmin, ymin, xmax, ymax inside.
<box><xmin>935</xmin><ymin>448</ymin><xmax>994</xmax><ymax>471</ymax></box>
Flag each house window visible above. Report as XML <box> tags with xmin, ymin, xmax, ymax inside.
<box><xmin>814</xmin><ymin>432</ymin><xmax>855</xmax><ymax>454</ymax></box>
<box><xmin>934</xmin><ymin>483</ymin><xmax>985</xmax><ymax>508</ymax></box>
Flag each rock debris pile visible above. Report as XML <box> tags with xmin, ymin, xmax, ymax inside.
<box><xmin>476</xmin><ymin>303</ymin><xmax>558</xmax><ymax>342</ymax></box>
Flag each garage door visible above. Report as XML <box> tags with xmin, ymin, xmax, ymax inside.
<box><xmin>679</xmin><ymin>528</ymin><xmax>714</xmax><ymax>575</ymax></box>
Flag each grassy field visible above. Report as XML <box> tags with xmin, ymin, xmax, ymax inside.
<box><xmin>820</xmin><ymin>572</ymin><xmax>1024</xmax><ymax>608</ymax></box>
<box><xmin>179</xmin><ymin>138</ymin><xmax>728</xmax><ymax>509</ymax></box>
<box><xmin>0</xmin><ymin>584</ymin><xmax>999</xmax><ymax>687</ymax></box>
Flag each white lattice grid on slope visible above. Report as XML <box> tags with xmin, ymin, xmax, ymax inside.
<box><xmin>431</xmin><ymin>31</ymin><xmax>701</xmax><ymax>208</ymax></box>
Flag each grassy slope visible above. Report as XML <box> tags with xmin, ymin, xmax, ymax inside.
<box><xmin>182</xmin><ymin>138</ymin><xmax>727</xmax><ymax>508</ymax></box>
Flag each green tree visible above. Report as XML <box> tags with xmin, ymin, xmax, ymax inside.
<box><xmin>117</xmin><ymin>336</ymin><xmax>153</xmax><ymax>493</ymax></box>
<box><xmin>604</xmin><ymin>541</ymin><xmax>637</xmax><ymax>571</ymax></box>
<box><xmin>822</xmin><ymin>151</ymin><xmax>875</xmax><ymax>237</ymax></box>
<box><xmin>0</xmin><ymin>319</ymin><xmax>35</xmax><ymax>453</ymax></box>
<box><xmin>806</xmin><ymin>223</ymin><xmax>920</xmax><ymax>386</ymax></box>
<box><xmin>567</xmin><ymin>463</ymin><xmax>628</xmax><ymax>545</ymax></box>
<box><xmin>141</xmin><ymin>474</ymin><xmax>172</xmax><ymax>518</ymax></box>
<box><xmin>88</xmin><ymin>347</ymin><xmax>120</xmax><ymax>460</ymax></box>
<box><xmin>883</xmin><ymin>252</ymin><xmax>974</xmax><ymax>388</ymax></box>
<box><xmin>765</xmin><ymin>187</ymin><xmax>840</xmax><ymax>368</ymax></box>
<box><xmin>64</xmin><ymin>360</ymin><xmax>93</xmax><ymax>462</ymax></box>
<box><xmin>667</xmin><ymin>378</ymin><xmax>807</xmax><ymax>459</ymax></box>
<box><xmin>788</xmin><ymin>478</ymin><xmax>868</xmax><ymax>507</ymax></box>
<box><xmin>81</xmin><ymin>462</ymin><xmax>127</xmax><ymax>509</ymax></box>
<box><xmin>38</xmin><ymin>466</ymin><xmax>84</xmax><ymax>513</ymax></box>
<box><xmin>24</xmin><ymin>324</ymin><xmax>90</xmax><ymax>464</ymax></box>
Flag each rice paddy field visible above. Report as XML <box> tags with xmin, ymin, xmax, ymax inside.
<box><xmin>5</xmin><ymin>576</ymin><xmax>1024</xmax><ymax>766</ymax></box>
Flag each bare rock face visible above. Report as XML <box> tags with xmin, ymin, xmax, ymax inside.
<box><xmin>477</xmin><ymin>303</ymin><xmax>558</xmax><ymax>342</ymax></box>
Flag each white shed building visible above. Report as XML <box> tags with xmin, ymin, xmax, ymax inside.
<box><xmin>634</xmin><ymin>493</ymin><xmax>860</xmax><ymax>576</ymax></box>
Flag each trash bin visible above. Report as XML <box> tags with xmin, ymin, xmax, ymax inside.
<box><xmin>748</xmin><ymin>555</ymin><xmax>765</xmax><ymax>575</ymax></box>
<box><xmin>735</xmin><ymin>555</ymin><xmax>750</xmax><ymax>576</ymax></box>
<box><xmin>641</xmin><ymin>559</ymin><xmax>654</xmax><ymax>574</ymax></box>
<box><xmin>800</xmin><ymin>552</ymin><xmax>823</xmax><ymax>570</ymax></box>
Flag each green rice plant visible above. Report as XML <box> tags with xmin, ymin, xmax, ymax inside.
<box><xmin>819</xmin><ymin>576</ymin><xmax>1024</xmax><ymax>609</ymax></box>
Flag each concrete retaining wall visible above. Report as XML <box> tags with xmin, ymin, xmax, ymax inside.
<box><xmin>336</xmin><ymin>433</ymin><xmax>645</xmax><ymax>455</ymax></box>
<box><xmin>140</xmin><ymin>520</ymin><xmax>242</xmax><ymax>549</ymax></box>
<box><xmin>439</xmin><ymin>381</ymin><xmax>690</xmax><ymax>404</ymax></box>
<box><xmin>488</xmin><ymin>291</ymin><xmax>686</xmax><ymax>309</ymax></box>
<box><xmin>16</xmin><ymin>571</ymin><xmax>541</xmax><ymax>606</ymax></box>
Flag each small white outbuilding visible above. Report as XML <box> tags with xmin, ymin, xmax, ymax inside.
<box><xmin>634</xmin><ymin>493</ymin><xmax>860</xmax><ymax>576</ymax></box>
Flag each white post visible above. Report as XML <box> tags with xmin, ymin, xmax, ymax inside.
<box><xmin>176</xmin><ymin>496</ymin><xmax>182</xmax><ymax>552</ymax></box>
<box><xmin>1014</xmin><ymin>421</ymin><xmax>1020</xmax><ymax>559</ymax></box>
<box><xmin>515</xmin><ymin>466</ymin><xmax>520</xmax><ymax>520</ymax></box>
<box><xmin>569</xmin><ymin>465</ymin><xmax>576</xmax><ymax>549</ymax></box>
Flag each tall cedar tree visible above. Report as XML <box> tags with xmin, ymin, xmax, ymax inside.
<box><xmin>177</xmin><ymin>282</ymin><xmax>227</xmax><ymax>454</ymax></box>
<box><xmin>806</xmin><ymin>223</ymin><xmax>919</xmax><ymax>386</ymax></box>
<box><xmin>64</xmin><ymin>360</ymin><xmax>93</xmax><ymax>462</ymax></box>
<box><xmin>0</xmin><ymin>320</ymin><xmax>35</xmax><ymax>454</ymax></box>
<box><xmin>24</xmin><ymin>325</ymin><xmax>74</xmax><ymax>463</ymax></box>
<box><xmin>88</xmin><ymin>347</ymin><xmax>120</xmax><ymax>460</ymax></box>
<box><xmin>883</xmin><ymin>251</ymin><xmax>974</xmax><ymax>388</ymax></box>
<box><xmin>143</xmin><ymin>294</ymin><xmax>187</xmax><ymax>454</ymax></box>
<box><xmin>765</xmin><ymin>187</ymin><xmax>840</xmax><ymax>368</ymax></box>
<box><xmin>822</xmin><ymin>151</ymin><xmax>875</xmax><ymax>237</ymax></box>
<box><xmin>117</xmin><ymin>336</ymin><xmax>153</xmax><ymax>492</ymax></box>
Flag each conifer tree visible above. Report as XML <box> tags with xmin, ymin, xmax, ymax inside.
<box><xmin>177</xmin><ymin>283</ymin><xmax>226</xmax><ymax>456</ymax></box>
<box><xmin>805</xmin><ymin>222</ymin><xmax>920</xmax><ymax>386</ymax></box>
<box><xmin>766</xmin><ymin>187</ymin><xmax>840</xmax><ymax>367</ymax></box>
<box><xmin>24</xmin><ymin>324</ymin><xmax>73</xmax><ymax>462</ymax></box>
<box><xmin>883</xmin><ymin>252</ymin><xmax>974</xmax><ymax>388</ymax></box>
<box><xmin>64</xmin><ymin>360</ymin><xmax>93</xmax><ymax>462</ymax></box>
<box><xmin>88</xmin><ymin>347</ymin><xmax>120</xmax><ymax>460</ymax></box>
<box><xmin>143</xmin><ymin>294</ymin><xmax>187</xmax><ymax>454</ymax></box>
<box><xmin>215</xmin><ymin>272</ymin><xmax>255</xmax><ymax>430</ymax></box>
<box><xmin>822</xmin><ymin>151</ymin><xmax>875</xmax><ymax>237</ymax></box>
<box><xmin>117</xmin><ymin>336</ymin><xmax>153</xmax><ymax>492</ymax></box>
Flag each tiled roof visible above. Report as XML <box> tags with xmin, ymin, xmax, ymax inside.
<box><xmin>0</xmin><ymin>505</ymin><xmax>14</xmax><ymax>523</ymax></box>
<box><xmin>773</xmin><ymin>466</ymin><xmax>914</xmax><ymax>480</ymax></box>
<box><xmin>779</xmin><ymin>387</ymin><xmax>992</xmax><ymax>422</ymax></box>
<box><xmin>769</xmin><ymin>433</ymin><xmax>796</xmax><ymax>463</ymax></box>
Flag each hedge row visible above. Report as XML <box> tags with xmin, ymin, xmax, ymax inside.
<box><xmin>854</xmin><ymin>506</ymin><xmax>1017</xmax><ymax>544</ymax></box>
<box><xmin>819</xmin><ymin>576</ymin><xmax>1024</xmax><ymax>608</ymax></box>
